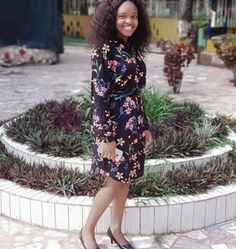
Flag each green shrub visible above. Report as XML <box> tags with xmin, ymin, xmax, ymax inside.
<box><xmin>143</xmin><ymin>88</ymin><xmax>182</xmax><ymax>122</ymax></box>
<box><xmin>4</xmin><ymin>99</ymin><xmax>91</xmax><ymax>157</ymax></box>
<box><xmin>214</xmin><ymin>35</ymin><xmax>236</xmax><ymax>85</ymax></box>
<box><xmin>0</xmin><ymin>141</ymin><xmax>235</xmax><ymax>198</ymax></box>
<box><xmin>2</xmin><ymin>89</ymin><xmax>229</xmax><ymax>159</ymax></box>
<box><xmin>146</xmin><ymin>125</ymin><xmax>208</xmax><ymax>158</ymax></box>
<box><xmin>181</xmin><ymin>101</ymin><xmax>205</xmax><ymax>127</ymax></box>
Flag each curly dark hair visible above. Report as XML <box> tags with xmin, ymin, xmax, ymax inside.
<box><xmin>87</xmin><ymin>0</ymin><xmax>151</xmax><ymax>54</ymax></box>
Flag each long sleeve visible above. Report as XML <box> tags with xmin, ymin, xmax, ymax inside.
<box><xmin>143</xmin><ymin>111</ymin><xmax>149</xmax><ymax>130</ymax></box>
<box><xmin>90</xmin><ymin>39</ymin><xmax>148</xmax><ymax>182</ymax></box>
<box><xmin>91</xmin><ymin>44</ymin><xmax>115</xmax><ymax>143</ymax></box>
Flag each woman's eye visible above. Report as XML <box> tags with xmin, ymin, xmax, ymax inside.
<box><xmin>119</xmin><ymin>15</ymin><xmax>126</xmax><ymax>19</ymax></box>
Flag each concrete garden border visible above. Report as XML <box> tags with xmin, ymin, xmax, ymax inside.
<box><xmin>0</xmin><ymin>179</ymin><xmax>236</xmax><ymax>234</ymax></box>
<box><xmin>0</xmin><ymin>125</ymin><xmax>235</xmax><ymax>174</ymax></box>
<box><xmin>0</xmin><ymin>125</ymin><xmax>236</xmax><ymax>234</ymax></box>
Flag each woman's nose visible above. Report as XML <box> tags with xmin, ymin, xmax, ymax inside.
<box><xmin>125</xmin><ymin>17</ymin><xmax>132</xmax><ymax>23</ymax></box>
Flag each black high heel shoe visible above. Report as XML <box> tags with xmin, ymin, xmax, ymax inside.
<box><xmin>79</xmin><ymin>230</ymin><xmax>100</xmax><ymax>249</ymax></box>
<box><xmin>107</xmin><ymin>227</ymin><xmax>135</xmax><ymax>249</ymax></box>
<box><xmin>79</xmin><ymin>231</ymin><xmax>87</xmax><ymax>249</ymax></box>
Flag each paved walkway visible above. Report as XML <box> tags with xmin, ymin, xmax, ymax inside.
<box><xmin>0</xmin><ymin>215</ymin><xmax>236</xmax><ymax>249</ymax></box>
<box><xmin>0</xmin><ymin>45</ymin><xmax>236</xmax><ymax>121</ymax></box>
<box><xmin>0</xmin><ymin>45</ymin><xmax>236</xmax><ymax>248</ymax></box>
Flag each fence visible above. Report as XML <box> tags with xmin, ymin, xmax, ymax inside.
<box><xmin>63</xmin><ymin>0</ymin><xmax>98</xmax><ymax>15</ymax></box>
<box><xmin>63</xmin><ymin>0</ymin><xmax>209</xmax><ymax>20</ymax></box>
<box><xmin>192</xmin><ymin>0</ymin><xmax>209</xmax><ymax>20</ymax></box>
<box><xmin>146</xmin><ymin>0</ymin><xmax>179</xmax><ymax>18</ymax></box>
<box><xmin>62</xmin><ymin>0</ymin><xmax>236</xmax><ymax>43</ymax></box>
<box><xmin>215</xmin><ymin>0</ymin><xmax>236</xmax><ymax>27</ymax></box>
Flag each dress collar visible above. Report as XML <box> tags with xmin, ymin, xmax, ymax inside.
<box><xmin>113</xmin><ymin>36</ymin><xmax>126</xmax><ymax>45</ymax></box>
<box><xmin>112</xmin><ymin>36</ymin><xmax>133</xmax><ymax>50</ymax></box>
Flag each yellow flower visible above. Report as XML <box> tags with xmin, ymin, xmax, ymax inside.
<box><xmin>129</xmin><ymin>169</ymin><xmax>137</xmax><ymax>178</ymax></box>
<box><xmin>102</xmin><ymin>44</ymin><xmax>110</xmax><ymax>59</ymax></box>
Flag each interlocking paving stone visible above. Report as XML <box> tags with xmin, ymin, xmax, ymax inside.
<box><xmin>0</xmin><ymin>215</ymin><xmax>236</xmax><ymax>249</ymax></box>
<box><xmin>1</xmin><ymin>46</ymin><xmax>236</xmax><ymax>121</ymax></box>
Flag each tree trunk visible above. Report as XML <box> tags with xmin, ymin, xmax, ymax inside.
<box><xmin>80</xmin><ymin>0</ymin><xmax>88</xmax><ymax>15</ymax></box>
<box><xmin>179</xmin><ymin>0</ymin><xmax>193</xmax><ymax>21</ymax></box>
<box><xmin>173</xmin><ymin>80</ymin><xmax>182</xmax><ymax>93</ymax></box>
<box><xmin>232</xmin><ymin>65</ymin><xmax>236</xmax><ymax>86</ymax></box>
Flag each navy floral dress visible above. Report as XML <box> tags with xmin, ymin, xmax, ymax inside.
<box><xmin>91</xmin><ymin>38</ymin><xmax>149</xmax><ymax>183</ymax></box>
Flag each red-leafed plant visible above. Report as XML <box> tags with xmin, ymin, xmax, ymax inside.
<box><xmin>52</xmin><ymin>98</ymin><xmax>85</xmax><ymax>132</ymax></box>
<box><xmin>157</xmin><ymin>40</ymin><xmax>195</xmax><ymax>93</ymax></box>
<box><xmin>214</xmin><ymin>35</ymin><xmax>236</xmax><ymax>86</ymax></box>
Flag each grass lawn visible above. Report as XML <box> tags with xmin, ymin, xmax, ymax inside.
<box><xmin>63</xmin><ymin>36</ymin><xmax>86</xmax><ymax>46</ymax></box>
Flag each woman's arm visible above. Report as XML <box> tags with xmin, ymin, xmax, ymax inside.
<box><xmin>91</xmin><ymin>44</ymin><xmax>117</xmax><ymax>161</ymax></box>
<box><xmin>91</xmin><ymin>44</ymin><xmax>115</xmax><ymax>143</ymax></box>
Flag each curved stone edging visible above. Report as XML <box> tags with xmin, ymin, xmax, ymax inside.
<box><xmin>1</xmin><ymin>126</ymin><xmax>236</xmax><ymax>174</ymax></box>
<box><xmin>1</xmin><ymin>125</ymin><xmax>236</xmax><ymax>234</ymax></box>
<box><xmin>0</xmin><ymin>178</ymin><xmax>236</xmax><ymax>234</ymax></box>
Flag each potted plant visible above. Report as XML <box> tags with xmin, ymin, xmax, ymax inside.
<box><xmin>214</xmin><ymin>35</ymin><xmax>236</xmax><ymax>86</ymax></box>
<box><xmin>157</xmin><ymin>40</ymin><xmax>195</xmax><ymax>93</ymax></box>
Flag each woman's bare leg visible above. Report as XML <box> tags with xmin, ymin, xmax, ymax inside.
<box><xmin>81</xmin><ymin>177</ymin><xmax>125</xmax><ymax>249</ymax></box>
<box><xmin>110</xmin><ymin>183</ymin><xmax>130</xmax><ymax>245</ymax></box>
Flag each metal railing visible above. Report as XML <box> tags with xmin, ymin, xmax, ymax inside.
<box><xmin>146</xmin><ymin>0</ymin><xmax>179</xmax><ymax>18</ymax></box>
<box><xmin>192</xmin><ymin>0</ymin><xmax>208</xmax><ymax>20</ymax></box>
<box><xmin>63</xmin><ymin>0</ymin><xmax>98</xmax><ymax>15</ymax></box>
<box><xmin>63</xmin><ymin>0</ymin><xmax>208</xmax><ymax>20</ymax></box>
<box><xmin>63</xmin><ymin>0</ymin><xmax>181</xmax><ymax>18</ymax></box>
<box><xmin>215</xmin><ymin>0</ymin><xmax>236</xmax><ymax>27</ymax></box>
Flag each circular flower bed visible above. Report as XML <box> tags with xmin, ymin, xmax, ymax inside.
<box><xmin>0</xmin><ymin>140</ymin><xmax>236</xmax><ymax>198</ymax></box>
<box><xmin>0</xmin><ymin>89</ymin><xmax>235</xmax><ymax>199</ymax></box>
<box><xmin>2</xmin><ymin>89</ymin><xmax>230</xmax><ymax>160</ymax></box>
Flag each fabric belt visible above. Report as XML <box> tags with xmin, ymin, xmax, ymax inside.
<box><xmin>111</xmin><ymin>89</ymin><xmax>141</xmax><ymax>101</ymax></box>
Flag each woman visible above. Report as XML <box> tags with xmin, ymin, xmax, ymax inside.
<box><xmin>80</xmin><ymin>1</ymin><xmax>152</xmax><ymax>248</ymax></box>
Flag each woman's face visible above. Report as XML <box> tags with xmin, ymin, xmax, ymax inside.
<box><xmin>116</xmin><ymin>1</ymin><xmax>138</xmax><ymax>42</ymax></box>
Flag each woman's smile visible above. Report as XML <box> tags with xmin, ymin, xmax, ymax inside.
<box><xmin>116</xmin><ymin>1</ymin><xmax>138</xmax><ymax>42</ymax></box>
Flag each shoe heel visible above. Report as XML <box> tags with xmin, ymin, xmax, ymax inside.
<box><xmin>79</xmin><ymin>231</ymin><xmax>87</xmax><ymax>249</ymax></box>
<box><xmin>80</xmin><ymin>230</ymin><xmax>100</xmax><ymax>249</ymax></box>
<box><xmin>107</xmin><ymin>227</ymin><xmax>114</xmax><ymax>244</ymax></box>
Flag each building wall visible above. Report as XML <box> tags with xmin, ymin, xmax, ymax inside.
<box><xmin>63</xmin><ymin>15</ymin><xmax>91</xmax><ymax>38</ymax></box>
<box><xmin>63</xmin><ymin>15</ymin><xmax>180</xmax><ymax>43</ymax></box>
<box><xmin>150</xmin><ymin>17</ymin><xmax>179</xmax><ymax>42</ymax></box>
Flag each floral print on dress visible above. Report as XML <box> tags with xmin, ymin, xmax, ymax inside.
<box><xmin>91</xmin><ymin>38</ymin><xmax>149</xmax><ymax>183</ymax></box>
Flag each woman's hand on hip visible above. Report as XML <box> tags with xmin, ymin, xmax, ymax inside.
<box><xmin>101</xmin><ymin>141</ymin><xmax>117</xmax><ymax>161</ymax></box>
<box><xmin>144</xmin><ymin>130</ymin><xmax>153</xmax><ymax>145</ymax></box>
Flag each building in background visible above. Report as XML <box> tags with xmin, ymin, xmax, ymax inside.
<box><xmin>62</xmin><ymin>0</ymin><xmax>236</xmax><ymax>48</ymax></box>
<box><xmin>210</xmin><ymin>0</ymin><xmax>236</xmax><ymax>28</ymax></box>
<box><xmin>0</xmin><ymin>0</ymin><xmax>63</xmax><ymax>66</ymax></box>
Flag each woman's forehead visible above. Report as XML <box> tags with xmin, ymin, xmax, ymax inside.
<box><xmin>117</xmin><ymin>1</ymin><xmax>138</xmax><ymax>13</ymax></box>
